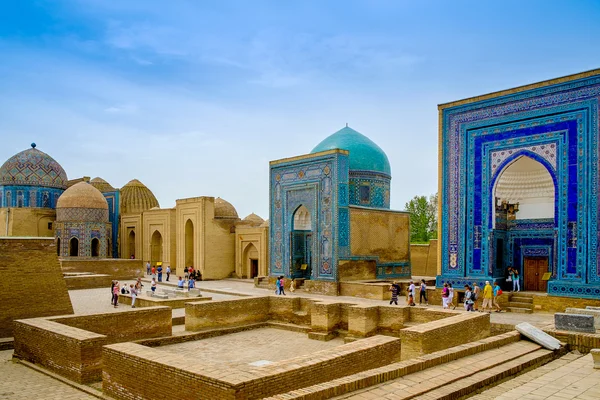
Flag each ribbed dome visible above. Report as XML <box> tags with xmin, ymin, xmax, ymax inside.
<box><xmin>214</xmin><ymin>197</ymin><xmax>238</xmax><ymax>218</ymax></box>
<box><xmin>0</xmin><ymin>144</ymin><xmax>68</xmax><ymax>189</ymax></box>
<box><xmin>56</xmin><ymin>182</ymin><xmax>109</xmax><ymax>222</ymax></box>
<box><xmin>243</xmin><ymin>213</ymin><xmax>264</xmax><ymax>226</ymax></box>
<box><xmin>311</xmin><ymin>126</ymin><xmax>391</xmax><ymax>176</ymax></box>
<box><xmin>90</xmin><ymin>177</ymin><xmax>116</xmax><ymax>193</ymax></box>
<box><xmin>120</xmin><ymin>179</ymin><xmax>159</xmax><ymax>214</ymax></box>
<box><xmin>90</xmin><ymin>177</ymin><xmax>117</xmax><ymax>193</ymax></box>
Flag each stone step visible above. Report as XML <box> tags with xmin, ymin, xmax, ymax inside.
<box><xmin>510</xmin><ymin>292</ymin><xmax>535</xmax><ymax>298</ymax></box>
<box><xmin>262</xmin><ymin>332</ymin><xmax>530</xmax><ymax>400</ymax></box>
<box><xmin>416</xmin><ymin>349</ymin><xmax>554</xmax><ymax>400</ymax></box>
<box><xmin>510</xmin><ymin>296</ymin><xmax>534</xmax><ymax>303</ymax></box>
<box><xmin>507</xmin><ymin>307</ymin><xmax>533</xmax><ymax>314</ymax></box>
<box><xmin>508</xmin><ymin>301</ymin><xmax>534</xmax><ymax>309</ymax></box>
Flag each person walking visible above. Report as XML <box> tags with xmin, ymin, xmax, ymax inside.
<box><xmin>441</xmin><ymin>282</ymin><xmax>450</xmax><ymax>309</ymax></box>
<box><xmin>510</xmin><ymin>267</ymin><xmax>521</xmax><ymax>292</ymax></box>
<box><xmin>419</xmin><ymin>279</ymin><xmax>428</xmax><ymax>305</ymax></box>
<box><xmin>166</xmin><ymin>265</ymin><xmax>171</xmax><ymax>282</ymax></box>
<box><xmin>151</xmin><ymin>278</ymin><xmax>157</xmax><ymax>295</ymax></box>
<box><xmin>184</xmin><ymin>266</ymin><xmax>189</xmax><ymax>280</ymax></box>
<box><xmin>112</xmin><ymin>281</ymin><xmax>120</xmax><ymax>308</ymax></box>
<box><xmin>279</xmin><ymin>276</ymin><xmax>286</xmax><ymax>295</ymax></box>
<box><xmin>135</xmin><ymin>278</ymin><xmax>143</xmax><ymax>293</ymax></box>
<box><xmin>110</xmin><ymin>280</ymin><xmax>116</xmax><ymax>304</ymax></box>
<box><xmin>146</xmin><ymin>261</ymin><xmax>151</xmax><ymax>275</ymax></box>
<box><xmin>482</xmin><ymin>281</ymin><xmax>493</xmax><ymax>313</ymax></box>
<box><xmin>290</xmin><ymin>278</ymin><xmax>296</xmax><ymax>292</ymax></box>
<box><xmin>464</xmin><ymin>285</ymin><xmax>474</xmax><ymax>311</ymax></box>
<box><xmin>448</xmin><ymin>283</ymin><xmax>455</xmax><ymax>310</ymax></box>
<box><xmin>407</xmin><ymin>280</ymin><xmax>416</xmax><ymax>306</ymax></box>
<box><xmin>472</xmin><ymin>282</ymin><xmax>481</xmax><ymax>311</ymax></box>
<box><xmin>493</xmin><ymin>281</ymin><xmax>503</xmax><ymax>312</ymax></box>
<box><xmin>275</xmin><ymin>277</ymin><xmax>281</xmax><ymax>295</ymax></box>
<box><xmin>389</xmin><ymin>282</ymin><xmax>400</xmax><ymax>305</ymax></box>
<box><xmin>188</xmin><ymin>277</ymin><xmax>195</xmax><ymax>289</ymax></box>
<box><xmin>130</xmin><ymin>284</ymin><xmax>137</xmax><ymax>308</ymax></box>
<box><xmin>151</xmin><ymin>265</ymin><xmax>156</xmax><ymax>281</ymax></box>
<box><xmin>157</xmin><ymin>265</ymin><xmax>163</xmax><ymax>282</ymax></box>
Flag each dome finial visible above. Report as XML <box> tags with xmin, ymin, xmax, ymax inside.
<box><xmin>31</xmin><ymin>142</ymin><xmax>36</xmax><ymax>148</ymax></box>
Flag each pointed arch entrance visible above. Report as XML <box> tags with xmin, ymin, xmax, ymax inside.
<box><xmin>151</xmin><ymin>230</ymin><xmax>163</xmax><ymax>266</ymax></box>
<box><xmin>91</xmin><ymin>238</ymin><xmax>100</xmax><ymax>257</ymax></box>
<box><xmin>128</xmin><ymin>230</ymin><xmax>136</xmax><ymax>259</ymax></box>
<box><xmin>291</xmin><ymin>205</ymin><xmax>312</xmax><ymax>279</ymax></box>
<box><xmin>185</xmin><ymin>219</ymin><xmax>194</xmax><ymax>269</ymax></box>
<box><xmin>69</xmin><ymin>237</ymin><xmax>79</xmax><ymax>257</ymax></box>
<box><xmin>243</xmin><ymin>243</ymin><xmax>259</xmax><ymax>278</ymax></box>
<box><xmin>492</xmin><ymin>154</ymin><xmax>556</xmax><ymax>291</ymax></box>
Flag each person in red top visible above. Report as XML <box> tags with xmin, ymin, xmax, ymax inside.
<box><xmin>189</xmin><ymin>266</ymin><xmax>195</xmax><ymax>280</ymax></box>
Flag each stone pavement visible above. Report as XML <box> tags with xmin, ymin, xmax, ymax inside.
<box><xmin>471</xmin><ymin>352</ymin><xmax>600</xmax><ymax>400</ymax></box>
<box><xmin>0</xmin><ymin>350</ymin><xmax>97</xmax><ymax>400</ymax></box>
<box><xmin>153</xmin><ymin>327</ymin><xmax>344</xmax><ymax>366</ymax></box>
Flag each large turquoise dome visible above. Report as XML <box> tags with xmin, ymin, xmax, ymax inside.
<box><xmin>311</xmin><ymin>126</ymin><xmax>391</xmax><ymax>176</ymax></box>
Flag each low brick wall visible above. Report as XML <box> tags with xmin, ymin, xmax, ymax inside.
<box><xmin>186</xmin><ymin>296</ymin><xmax>270</xmax><ymax>331</ymax></box>
<box><xmin>398</xmin><ymin>312</ymin><xmax>490</xmax><ymax>360</ymax></box>
<box><xmin>302</xmin><ymin>280</ymin><xmax>339</xmax><ymax>296</ymax></box>
<box><xmin>339</xmin><ymin>281</ymin><xmax>392</xmax><ymax>300</ymax></box>
<box><xmin>118</xmin><ymin>293</ymin><xmax>212</xmax><ymax>309</ymax></box>
<box><xmin>60</xmin><ymin>258</ymin><xmax>143</xmax><ymax>280</ymax></box>
<box><xmin>64</xmin><ymin>274</ymin><xmax>113</xmax><ymax>290</ymax></box>
<box><xmin>13</xmin><ymin>307</ymin><xmax>172</xmax><ymax>383</ymax></box>
<box><xmin>533</xmin><ymin>295</ymin><xmax>600</xmax><ymax>313</ymax></box>
<box><xmin>102</xmin><ymin>335</ymin><xmax>402</xmax><ymax>400</ymax></box>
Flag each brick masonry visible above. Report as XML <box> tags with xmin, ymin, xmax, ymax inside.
<box><xmin>102</xmin><ymin>334</ymin><xmax>402</xmax><ymax>400</ymax></box>
<box><xmin>60</xmin><ymin>258</ymin><xmax>143</xmax><ymax>280</ymax></box>
<box><xmin>0</xmin><ymin>238</ymin><xmax>74</xmax><ymax>338</ymax></box>
<box><xmin>13</xmin><ymin>306</ymin><xmax>172</xmax><ymax>383</ymax></box>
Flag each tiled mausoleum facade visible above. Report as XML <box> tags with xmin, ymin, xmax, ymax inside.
<box><xmin>269</xmin><ymin>126</ymin><xmax>410</xmax><ymax>288</ymax></box>
<box><xmin>438</xmin><ymin>69</ymin><xmax>600</xmax><ymax>298</ymax></box>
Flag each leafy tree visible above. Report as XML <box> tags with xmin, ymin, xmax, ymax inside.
<box><xmin>405</xmin><ymin>193</ymin><xmax>438</xmax><ymax>243</ymax></box>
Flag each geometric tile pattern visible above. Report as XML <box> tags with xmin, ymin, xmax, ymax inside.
<box><xmin>0</xmin><ymin>146</ymin><xmax>67</xmax><ymax>189</ymax></box>
<box><xmin>439</xmin><ymin>71</ymin><xmax>600</xmax><ymax>298</ymax></box>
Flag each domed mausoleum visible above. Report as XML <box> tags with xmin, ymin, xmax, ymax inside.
<box><xmin>311</xmin><ymin>126</ymin><xmax>391</xmax><ymax>208</ymax></box>
<box><xmin>269</xmin><ymin>125</ymin><xmax>410</xmax><ymax>293</ymax></box>
<box><xmin>0</xmin><ymin>143</ymin><xmax>67</xmax><ymax>208</ymax></box>
<box><xmin>120</xmin><ymin>179</ymin><xmax>159</xmax><ymax>215</ymax></box>
<box><xmin>55</xmin><ymin>182</ymin><xmax>112</xmax><ymax>257</ymax></box>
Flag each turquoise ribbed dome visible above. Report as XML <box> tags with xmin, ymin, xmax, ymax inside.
<box><xmin>311</xmin><ymin>127</ymin><xmax>391</xmax><ymax>175</ymax></box>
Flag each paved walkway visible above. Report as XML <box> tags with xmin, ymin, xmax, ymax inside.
<box><xmin>471</xmin><ymin>352</ymin><xmax>600</xmax><ymax>400</ymax></box>
<box><xmin>0</xmin><ymin>350</ymin><xmax>97</xmax><ymax>400</ymax></box>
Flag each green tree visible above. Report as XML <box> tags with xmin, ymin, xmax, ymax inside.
<box><xmin>405</xmin><ymin>193</ymin><xmax>438</xmax><ymax>243</ymax></box>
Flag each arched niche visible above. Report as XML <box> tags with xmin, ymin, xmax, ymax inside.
<box><xmin>151</xmin><ymin>230</ymin><xmax>163</xmax><ymax>265</ymax></box>
<box><xmin>128</xmin><ymin>230</ymin><xmax>136</xmax><ymax>259</ymax></box>
<box><xmin>91</xmin><ymin>238</ymin><xmax>100</xmax><ymax>257</ymax></box>
<box><xmin>493</xmin><ymin>155</ymin><xmax>555</xmax><ymax>227</ymax></box>
<box><xmin>69</xmin><ymin>237</ymin><xmax>79</xmax><ymax>257</ymax></box>
<box><xmin>185</xmin><ymin>219</ymin><xmax>194</xmax><ymax>268</ymax></box>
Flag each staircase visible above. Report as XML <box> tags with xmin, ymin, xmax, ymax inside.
<box><xmin>264</xmin><ymin>332</ymin><xmax>564</xmax><ymax>400</ymax></box>
<box><xmin>506</xmin><ymin>292</ymin><xmax>534</xmax><ymax>314</ymax></box>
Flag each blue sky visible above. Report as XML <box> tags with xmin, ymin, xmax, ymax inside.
<box><xmin>1</xmin><ymin>0</ymin><xmax>599</xmax><ymax>218</ymax></box>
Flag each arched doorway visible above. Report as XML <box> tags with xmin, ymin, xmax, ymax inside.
<box><xmin>291</xmin><ymin>205</ymin><xmax>312</xmax><ymax>279</ymax></box>
<box><xmin>56</xmin><ymin>238</ymin><xmax>61</xmax><ymax>256</ymax></box>
<box><xmin>151</xmin><ymin>230</ymin><xmax>163</xmax><ymax>265</ymax></box>
<box><xmin>493</xmin><ymin>155</ymin><xmax>556</xmax><ymax>291</ymax></box>
<box><xmin>91</xmin><ymin>238</ymin><xmax>100</xmax><ymax>257</ymax></box>
<box><xmin>69</xmin><ymin>237</ymin><xmax>79</xmax><ymax>257</ymax></box>
<box><xmin>243</xmin><ymin>243</ymin><xmax>259</xmax><ymax>278</ymax></box>
<box><xmin>185</xmin><ymin>219</ymin><xmax>194</xmax><ymax>269</ymax></box>
<box><xmin>128</xmin><ymin>230</ymin><xmax>136</xmax><ymax>259</ymax></box>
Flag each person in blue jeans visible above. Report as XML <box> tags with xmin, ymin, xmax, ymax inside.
<box><xmin>157</xmin><ymin>265</ymin><xmax>163</xmax><ymax>282</ymax></box>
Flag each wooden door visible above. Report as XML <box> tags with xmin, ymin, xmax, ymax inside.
<box><xmin>250</xmin><ymin>259</ymin><xmax>258</xmax><ymax>278</ymax></box>
<box><xmin>524</xmin><ymin>257</ymin><xmax>548</xmax><ymax>291</ymax></box>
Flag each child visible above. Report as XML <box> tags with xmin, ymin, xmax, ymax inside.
<box><xmin>290</xmin><ymin>278</ymin><xmax>296</xmax><ymax>293</ymax></box>
<box><xmin>464</xmin><ymin>285</ymin><xmax>474</xmax><ymax>311</ymax></box>
<box><xmin>130</xmin><ymin>284</ymin><xmax>137</xmax><ymax>308</ymax></box>
<box><xmin>151</xmin><ymin>278</ymin><xmax>157</xmax><ymax>296</ymax></box>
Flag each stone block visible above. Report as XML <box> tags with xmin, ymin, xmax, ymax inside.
<box><xmin>175</xmin><ymin>291</ymin><xmax>189</xmax><ymax>298</ymax></box>
<box><xmin>554</xmin><ymin>313</ymin><xmax>595</xmax><ymax>333</ymax></box>
<box><xmin>565</xmin><ymin>308</ymin><xmax>600</xmax><ymax>329</ymax></box>
<box><xmin>188</xmin><ymin>288</ymin><xmax>202</xmax><ymax>296</ymax></box>
<box><xmin>516</xmin><ymin>322</ymin><xmax>561</xmax><ymax>350</ymax></box>
<box><xmin>146</xmin><ymin>291</ymin><xmax>154</xmax><ymax>297</ymax></box>
<box><xmin>586</xmin><ymin>306</ymin><xmax>600</xmax><ymax>311</ymax></box>
<box><xmin>591</xmin><ymin>349</ymin><xmax>600</xmax><ymax>369</ymax></box>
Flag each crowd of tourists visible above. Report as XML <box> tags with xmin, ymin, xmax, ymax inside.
<box><xmin>110</xmin><ymin>278</ymin><xmax>143</xmax><ymax>308</ymax></box>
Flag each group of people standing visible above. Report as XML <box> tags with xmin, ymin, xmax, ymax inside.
<box><xmin>389</xmin><ymin>279</ymin><xmax>428</xmax><ymax>306</ymax></box>
<box><xmin>146</xmin><ymin>262</ymin><xmax>203</xmax><ymax>283</ymax></box>
<box><xmin>110</xmin><ymin>278</ymin><xmax>143</xmax><ymax>308</ymax></box>
<box><xmin>463</xmin><ymin>281</ymin><xmax>503</xmax><ymax>312</ymax></box>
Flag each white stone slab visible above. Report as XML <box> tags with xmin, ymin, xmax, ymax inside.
<box><xmin>565</xmin><ymin>308</ymin><xmax>600</xmax><ymax>329</ymax></box>
<box><xmin>516</xmin><ymin>322</ymin><xmax>561</xmax><ymax>350</ymax></box>
<box><xmin>586</xmin><ymin>306</ymin><xmax>600</xmax><ymax>311</ymax></box>
<box><xmin>591</xmin><ymin>349</ymin><xmax>600</xmax><ymax>369</ymax></box>
<box><xmin>248</xmin><ymin>360</ymin><xmax>274</xmax><ymax>367</ymax></box>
